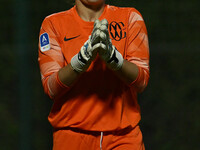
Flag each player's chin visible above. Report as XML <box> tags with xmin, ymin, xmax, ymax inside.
<box><xmin>86</xmin><ymin>0</ymin><xmax>105</xmax><ymax>6</ymax></box>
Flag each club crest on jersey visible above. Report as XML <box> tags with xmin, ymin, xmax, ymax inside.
<box><xmin>109</xmin><ymin>21</ymin><xmax>126</xmax><ymax>41</ymax></box>
<box><xmin>40</xmin><ymin>33</ymin><xmax>50</xmax><ymax>52</ymax></box>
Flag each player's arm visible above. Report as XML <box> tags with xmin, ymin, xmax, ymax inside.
<box><xmin>125</xmin><ymin>9</ymin><xmax>150</xmax><ymax>92</ymax></box>
<box><xmin>97</xmin><ymin>10</ymin><xmax>149</xmax><ymax>92</ymax></box>
<box><xmin>115</xmin><ymin>10</ymin><xmax>150</xmax><ymax>92</ymax></box>
<box><xmin>39</xmin><ymin>18</ymin><xmax>99</xmax><ymax>98</ymax></box>
<box><xmin>39</xmin><ymin>18</ymin><xmax>100</xmax><ymax>99</ymax></box>
<box><xmin>58</xmin><ymin>20</ymin><xmax>101</xmax><ymax>86</ymax></box>
<box><xmin>97</xmin><ymin>32</ymin><xmax>139</xmax><ymax>85</ymax></box>
<box><xmin>38</xmin><ymin>17</ymin><xmax>82</xmax><ymax>99</ymax></box>
<box><xmin>115</xmin><ymin>59</ymin><xmax>139</xmax><ymax>85</ymax></box>
<box><xmin>38</xmin><ymin>17</ymin><xmax>70</xmax><ymax>99</ymax></box>
<box><xmin>57</xmin><ymin>63</ymin><xmax>80</xmax><ymax>87</ymax></box>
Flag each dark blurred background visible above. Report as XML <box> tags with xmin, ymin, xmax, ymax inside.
<box><xmin>1</xmin><ymin>0</ymin><xmax>200</xmax><ymax>149</ymax></box>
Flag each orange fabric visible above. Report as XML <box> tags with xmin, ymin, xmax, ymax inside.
<box><xmin>38</xmin><ymin>5</ymin><xmax>149</xmax><ymax>131</ymax></box>
<box><xmin>53</xmin><ymin>126</ymin><xmax>145</xmax><ymax>150</ymax></box>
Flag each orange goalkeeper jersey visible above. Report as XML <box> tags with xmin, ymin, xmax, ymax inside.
<box><xmin>38</xmin><ymin>5</ymin><xmax>149</xmax><ymax>131</ymax></box>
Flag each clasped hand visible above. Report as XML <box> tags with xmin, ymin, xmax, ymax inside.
<box><xmin>71</xmin><ymin>19</ymin><xmax>123</xmax><ymax>73</ymax></box>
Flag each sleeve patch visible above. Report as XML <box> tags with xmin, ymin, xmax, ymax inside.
<box><xmin>40</xmin><ymin>33</ymin><xmax>50</xmax><ymax>52</ymax></box>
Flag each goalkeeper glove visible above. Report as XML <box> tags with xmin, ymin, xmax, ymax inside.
<box><xmin>97</xmin><ymin>19</ymin><xmax>124</xmax><ymax>70</ymax></box>
<box><xmin>70</xmin><ymin>20</ymin><xmax>102</xmax><ymax>73</ymax></box>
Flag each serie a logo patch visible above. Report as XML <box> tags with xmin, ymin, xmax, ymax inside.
<box><xmin>40</xmin><ymin>33</ymin><xmax>50</xmax><ymax>52</ymax></box>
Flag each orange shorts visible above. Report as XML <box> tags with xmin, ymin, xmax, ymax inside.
<box><xmin>53</xmin><ymin>126</ymin><xmax>145</xmax><ymax>150</ymax></box>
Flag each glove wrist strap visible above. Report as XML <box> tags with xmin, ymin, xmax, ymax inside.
<box><xmin>107</xmin><ymin>47</ymin><xmax>123</xmax><ymax>70</ymax></box>
<box><xmin>70</xmin><ymin>53</ymin><xmax>90</xmax><ymax>73</ymax></box>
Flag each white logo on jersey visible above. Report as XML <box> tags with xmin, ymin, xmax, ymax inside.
<box><xmin>42</xmin><ymin>36</ymin><xmax>47</xmax><ymax>42</ymax></box>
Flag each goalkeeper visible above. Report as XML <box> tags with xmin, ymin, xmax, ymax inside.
<box><xmin>38</xmin><ymin>0</ymin><xmax>149</xmax><ymax>149</ymax></box>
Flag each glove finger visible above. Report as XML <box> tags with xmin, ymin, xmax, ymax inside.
<box><xmin>91</xmin><ymin>29</ymin><xmax>101</xmax><ymax>46</ymax></box>
<box><xmin>86</xmin><ymin>40</ymin><xmax>93</xmax><ymax>54</ymax></box>
<box><xmin>99</xmin><ymin>20</ymin><xmax>110</xmax><ymax>44</ymax></box>
<box><xmin>91</xmin><ymin>19</ymin><xmax>101</xmax><ymax>36</ymax></box>
<box><xmin>97</xmin><ymin>43</ymin><xmax>107</xmax><ymax>55</ymax></box>
<box><xmin>93</xmin><ymin>43</ymin><xmax>106</xmax><ymax>54</ymax></box>
<box><xmin>99</xmin><ymin>32</ymin><xmax>107</xmax><ymax>43</ymax></box>
<box><xmin>100</xmin><ymin>24</ymin><xmax>108</xmax><ymax>31</ymax></box>
<box><xmin>99</xmin><ymin>31</ymin><xmax>111</xmax><ymax>47</ymax></box>
<box><xmin>98</xmin><ymin>43</ymin><xmax>110</xmax><ymax>61</ymax></box>
<box><xmin>94</xmin><ymin>19</ymin><xmax>101</xmax><ymax>28</ymax></box>
<box><xmin>100</xmin><ymin>19</ymin><xmax>108</xmax><ymax>27</ymax></box>
<box><xmin>91</xmin><ymin>19</ymin><xmax>101</xmax><ymax>38</ymax></box>
<box><xmin>100</xmin><ymin>43</ymin><xmax>107</xmax><ymax>50</ymax></box>
<box><xmin>80</xmin><ymin>46</ymin><xmax>90</xmax><ymax>62</ymax></box>
<box><xmin>93</xmin><ymin>43</ymin><xmax>101</xmax><ymax>50</ymax></box>
<box><xmin>91</xmin><ymin>19</ymin><xmax>108</xmax><ymax>46</ymax></box>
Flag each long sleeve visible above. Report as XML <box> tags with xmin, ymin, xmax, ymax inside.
<box><xmin>125</xmin><ymin>9</ymin><xmax>150</xmax><ymax>92</ymax></box>
<box><xmin>38</xmin><ymin>17</ymin><xmax>69</xmax><ymax>99</ymax></box>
